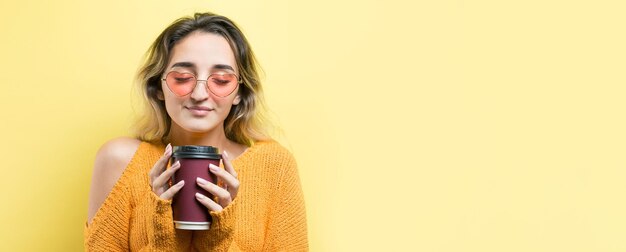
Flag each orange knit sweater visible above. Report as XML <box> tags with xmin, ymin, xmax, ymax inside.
<box><xmin>84</xmin><ymin>140</ymin><xmax>308</xmax><ymax>251</ymax></box>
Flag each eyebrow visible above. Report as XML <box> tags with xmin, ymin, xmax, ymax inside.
<box><xmin>213</xmin><ymin>64</ymin><xmax>235</xmax><ymax>72</ymax></box>
<box><xmin>171</xmin><ymin>62</ymin><xmax>195</xmax><ymax>68</ymax></box>
<box><xmin>170</xmin><ymin>62</ymin><xmax>235</xmax><ymax>72</ymax></box>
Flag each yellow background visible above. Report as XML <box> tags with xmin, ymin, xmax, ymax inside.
<box><xmin>1</xmin><ymin>0</ymin><xmax>625</xmax><ymax>251</ymax></box>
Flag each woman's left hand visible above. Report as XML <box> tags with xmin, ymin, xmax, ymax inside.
<box><xmin>195</xmin><ymin>150</ymin><xmax>239</xmax><ymax>212</ymax></box>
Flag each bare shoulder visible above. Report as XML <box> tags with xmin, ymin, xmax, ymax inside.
<box><xmin>87</xmin><ymin>137</ymin><xmax>142</xmax><ymax>224</ymax></box>
<box><xmin>94</xmin><ymin>137</ymin><xmax>142</xmax><ymax>171</ymax></box>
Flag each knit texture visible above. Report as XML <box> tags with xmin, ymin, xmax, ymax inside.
<box><xmin>84</xmin><ymin>140</ymin><xmax>308</xmax><ymax>251</ymax></box>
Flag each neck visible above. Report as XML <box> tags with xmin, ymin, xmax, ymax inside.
<box><xmin>167</xmin><ymin>124</ymin><xmax>233</xmax><ymax>151</ymax></box>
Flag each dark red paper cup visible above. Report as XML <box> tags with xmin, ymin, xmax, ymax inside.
<box><xmin>170</xmin><ymin>145</ymin><xmax>221</xmax><ymax>230</ymax></box>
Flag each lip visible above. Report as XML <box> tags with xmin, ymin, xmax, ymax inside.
<box><xmin>185</xmin><ymin>106</ymin><xmax>213</xmax><ymax>116</ymax></box>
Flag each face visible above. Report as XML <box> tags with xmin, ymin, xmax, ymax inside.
<box><xmin>159</xmin><ymin>31</ymin><xmax>241</xmax><ymax>134</ymax></box>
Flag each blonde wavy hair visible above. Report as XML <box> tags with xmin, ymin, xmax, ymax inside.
<box><xmin>132</xmin><ymin>12</ymin><xmax>271</xmax><ymax>146</ymax></box>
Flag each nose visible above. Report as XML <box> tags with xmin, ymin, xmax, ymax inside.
<box><xmin>190</xmin><ymin>79</ymin><xmax>209</xmax><ymax>101</ymax></box>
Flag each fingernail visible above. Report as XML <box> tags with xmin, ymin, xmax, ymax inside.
<box><xmin>165</xmin><ymin>144</ymin><xmax>172</xmax><ymax>154</ymax></box>
<box><xmin>197</xmin><ymin>177</ymin><xmax>208</xmax><ymax>185</ymax></box>
<box><xmin>172</xmin><ymin>161</ymin><xmax>180</xmax><ymax>168</ymax></box>
<box><xmin>223</xmin><ymin>150</ymin><xmax>229</xmax><ymax>158</ymax></box>
<box><xmin>195</xmin><ymin>192</ymin><xmax>205</xmax><ymax>199</ymax></box>
<box><xmin>176</xmin><ymin>180</ymin><xmax>185</xmax><ymax>187</ymax></box>
<box><xmin>209</xmin><ymin>164</ymin><xmax>219</xmax><ymax>172</ymax></box>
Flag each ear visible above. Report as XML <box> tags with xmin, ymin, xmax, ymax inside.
<box><xmin>156</xmin><ymin>90</ymin><xmax>165</xmax><ymax>101</ymax></box>
<box><xmin>232</xmin><ymin>94</ymin><xmax>241</xmax><ymax>105</ymax></box>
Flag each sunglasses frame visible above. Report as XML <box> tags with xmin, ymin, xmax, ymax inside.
<box><xmin>161</xmin><ymin>70</ymin><xmax>242</xmax><ymax>98</ymax></box>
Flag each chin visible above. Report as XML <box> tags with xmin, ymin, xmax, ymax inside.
<box><xmin>179</xmin><ymin>121</ymin><xmax>220</xmax><ymax>133</ymax></box>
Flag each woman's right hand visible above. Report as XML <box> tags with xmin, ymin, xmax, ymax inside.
<box><xmin>148</xmin><ymin>144</ymin><xmax>184</xmax><ymax>199</ymax></box>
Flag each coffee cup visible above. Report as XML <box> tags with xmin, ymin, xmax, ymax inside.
<box><xmin>170</xmin><ymin>145</ymin><xmax>221</xmax><ymax>230</ymax></box>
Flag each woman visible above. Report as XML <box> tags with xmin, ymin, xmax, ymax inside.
<box><xmin>85</xmin><ymin>12</ymin><xmax>308</xmax><ymax>251</ymax></box>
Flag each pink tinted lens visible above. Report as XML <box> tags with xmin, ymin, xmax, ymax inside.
<box><xmin>208</xmin><ymin>74</ymin><xmax>238</xmax><ymax>97</ymax></box>
<box><xmin>165</xmin><ymin>72</ymin><xmax>196</xmax><ymax>96</ymax></box>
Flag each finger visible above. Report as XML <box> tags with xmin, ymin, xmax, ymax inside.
<box><xmin>209</xmin><ymin>164</ymin><xmax>239</xmax><ymax>198</ymax></box>
<box><xmin>160</xmin><ymin>180</ymin><xmax>184</xmax><ymax>200</ymax></box>
<box><xmin>222</xmin><ymin>151</ymin><xmax>238</xmax><ymax>178</ymax></box>
<box><xmin>148</xmin><ymin>144</ymin><xmax>172</xmax><ymax>179</ymax></box>
<box><xmin>196</xmin><ymin>177</ymin><xmax>231</xmax><ymax>204</ymax></box>
<box><xmin>152</xmin><ymin>161</ymin><xmax>180</xmax><ymax>191</ymax></box>
<box><xmin>195</xmin><ymin>193</ymin><xmax>223</xmax><ymax>212</ymax></box>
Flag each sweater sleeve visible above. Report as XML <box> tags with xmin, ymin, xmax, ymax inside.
<box><xmin>263</xmin><ymin>153</ymin><xmax>309</xmax><ymax>251</ymax></box>
<box><xmin>85</xmin><ymin>170</ymin><xmax>190</xmax><ymax>251</ymax></box>
<box><xmin>84</xmin><ymin>181</ymin><xmax>132</xmax><ymax>251</ymax></box>
<box><xmin>191</xmin><ymin>196</ymin><xmax>241</xmax><ymax>251</ymax></box>
<box><xmin>139</xmin><ymin>193</ymin><xmax>180</xmax><ymax>251</ymax></box>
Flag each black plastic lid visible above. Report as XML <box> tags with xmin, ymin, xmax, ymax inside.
<box><xmin>172</xmin><ymin>145</ymin><xmax>221</xmax><ymax>159</ymax></box>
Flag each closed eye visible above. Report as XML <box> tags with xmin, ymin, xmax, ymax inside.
<box><xmin>212</xmin><ymin>79</ymin><xmax>230</xmax><ymax>85</ymax></box>
<box><xmin>175</xmin><ymin>77</ymin><xmax>194</xmax><ymax>82</ymax></box>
